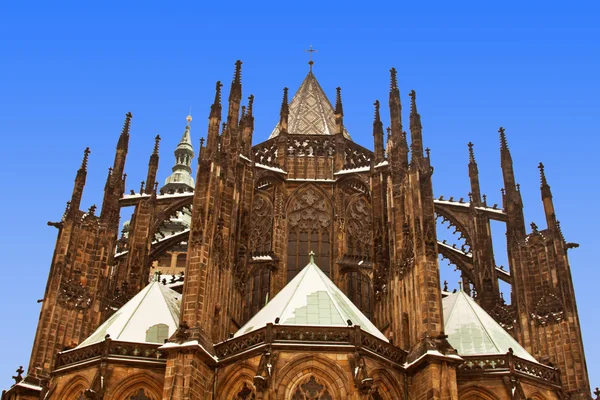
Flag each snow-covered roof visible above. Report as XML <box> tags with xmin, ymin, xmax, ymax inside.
<box><xmin>334</xmin><ymin>165</ymin><xmax>370</xmax><ymax>175</ymax></box>
<box><xmin>77</xmin><ymin>279</ymin><xmax>180</xmax><ymax>348</ymax></box>
<box><xmin>443</xmin><ymin>290</ymin><xmax>536</xmax><ymax>362</ymax></box>
<box><xmin>235</xmin><ymin>254</ymin><xmax>387</xmax><ymax>341</ymax></box>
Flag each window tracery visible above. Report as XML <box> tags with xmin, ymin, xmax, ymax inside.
<box><xmin>287</xmin><ymin>188</ymin><xmax>332</xmax><ymax>282</ymax></box>
<box><xmin>233</xmin><ymin>382</ymin><xmax>256</xmax><ymax>400</ymax></box>
<box><xmin>290</xmin><ymin>376</ymin><xmax>333</xmax><ymax>400</ymax></box>
<box><xmin>249</xmin><ymin>194</ymin><xmax>274</xmax><ymax>254</ymax></box>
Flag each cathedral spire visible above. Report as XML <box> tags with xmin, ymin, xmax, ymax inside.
<box><xmin>145</xmin><ymin>135</ymin><xmax>161</xmax><ymax>195</ymax></box>
<box><xmin>388</xmin><ymin>67</ymin><xmax>403</xmax><ymax>138</ymax></box>
<box><xmin>101</xmin><ymin>112</ymin><xmax>132</xmax><ymax>223</ymax></box>
<box><xmin>206</xmin><ymin>81</ymin><xmax>223</xmax><ymax>160</ymax></box>
<box><xmin>68</xmin><ymin>147</ymin><xmax>90</xmax><ymax>217</ymax></box>
<box><xmin>334</xmin><ymin>87</ymin><xmax>344</xmax><ymax>135</ymax></box>
<box><xmin>279</xmin><ymin>87</ymin><xmax>289</xmax><ymax>134</ymax></box>
<box><xmin>538</xmin><ymin>162</ymin><xmax>557</xmax><ymax>230</ymax></box>
<box><xmin>498</xmin><ymin>127</ymin><xmax>526</xmax><ymax>240</ymax></box>
<box><xmin>409</xmin><ymin>90</ymin><xmax>424</xmax><ymax>163</ymax></box>
<box><xmin>227</xmin><ymin>60</ymin><xmax>243</xmax><ymax>128</ymax></box>
<box><xmin>161</xmin><ymin>115</ymin><xmax>195</xmax><ymax>193</ymax></box>
<box><xmin>372</xmin><ymin>100</ymin><xmax>385</xmax><ymax>164</ymax></box>
<box><xmin>241</xmin><ymin>95</ymin><xmax>255</xmax><ymax>157</ymax></box>
<box><xmin>468</xmin><ymin>142</ymin><xmax>482</xmax><ymax>205</ymax></box>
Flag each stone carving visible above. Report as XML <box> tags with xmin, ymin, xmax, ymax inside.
<box><xmin>346</xmin><ymin>197</ymin><xmax>372</xmax><ymax>259</ymax></box>
<box><xmin>532</xmin><ymin>293</ymin><xmax>565</xmax><ymax>325</ymax></box>
<box><xmin>288</xmin><ymin>188</ymin><xmax>330</xmax><ymax>231</ymax></box>
<box><xmin>249</xmin><ymin>195</ymin><xmax>273</xmax><ymax>253</ymax></box>
<box><xmin>291</xmin><ymin>376</ymin><xmax>333</xmax><ymax>400</ymax></box>
<box><xmin>350</xmin><ymin>351</ymin><xmax>374</xmax><ymax>394</ymax></box>
<box><xmin>253</xmin><ymin>349</ymin><xmax>277</xmax><ymax>392</ymax></box>
<box><xmin>57</xmin><ymin>278</ymin><xmax>93</xmax><ymax>310</ymax></box>
<box><xmin>129</xmin><ymin>388</ymin><xmax>151</xmax><ymax>400</ymax></box>
<box><xmin>212</xmin><ymin>217</ymin><xmax>225</xmax><ymax>269</ymax></box>
<box><xmin>234</xmin><ymin>382</ymin><xmax>255</xmax><ymax>400</ymax></box>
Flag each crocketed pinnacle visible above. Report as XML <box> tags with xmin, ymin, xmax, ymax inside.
<box><xmin>468</xmin><ymin>142</ymin><xmax>476</xmax><ymax>164</ymax></box>
<box><xmin>335</xmin><ymin>87</ymin><xmax>343</xmax><ymax>116</ymax></box>
<box><xmin>374</xmin><ymin>100</ymin><xmax>381</xmax><ymax>124</ymax></box>
<box><xmin>280</xmin><ymin>87</ymin><xmax>289</xmax><ymax>118</ymax></box>
<box><xmin>153</xmin><ymin>135</ymin><xmax>161</xmax><ymax>155</ymax></box>
<box><xmin>210</xmin><ymin>81</ymin><xmax>223</xmax><ymax>119</ymax></box>
<box><xmin>409</xmin><ymin>90</ymin><xmax>418</xmax><ymax>116</ymax></box>
<box><xmin>247</xmin><ymin>95</ymin><xmax>254</xmax><ymax>117</ymax></box>
<box><xmin>117</xmin><ymin>112</ymin><xmax>133</xmax><ymax>151</ymax></box>
<box><xmin>390</xmin><ymin>67</ymin><xmax>398</xmax><ymax>90</ymax></box>
<box><xmin>81</xmin><ymin>147</ymin><xmax>91</xmax><ymax>171</ymax></box>
<box><xmin>538</xmin><ymin>162</ymin><xmax>548</xmax><ymax>186</ymax></box>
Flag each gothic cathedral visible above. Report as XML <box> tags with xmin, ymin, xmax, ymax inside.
<box><xmin>2</xmin><ymin>59</ymin><xmax>592</xmax><ymax>400</ymax></box>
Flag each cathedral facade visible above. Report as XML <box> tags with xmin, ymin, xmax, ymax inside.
<box><xmin>2</xmin><ymin>60</ymin><xmax>592</xmax><ymax>400</ymax></box>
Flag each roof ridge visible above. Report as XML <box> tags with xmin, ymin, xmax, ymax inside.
<box><xmin>114</xmin><ymin>281</ymin><xmax>157</xmax><ymax>339</ymax></box>
<box><xmin>459</xmin><ymin>291</ymin><xmax>502</xmax><ymax>354</ymax></box>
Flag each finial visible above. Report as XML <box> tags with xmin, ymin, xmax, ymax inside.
<box><xmin>186</xmin><ymin>115</ymin><xmax>192</xmax><ymax>126</ymax></box>
<box><xmin>214</xmin><ymin>81</ymin><xmax>223</xmax><ymax>105</ymax></box>
<box><xmin>81</xmin><ymin>147</ymin><xmax>91</xmax><ymax>170</ymax></box>
<box><xmin>247</xmin><ymin>95</ymin><xmax>254</xmax><ymax>116</ymax></box>
<box><xmin>335</xmin><ymin>87</ymin><xmax>343</xmax><ymax>115</ymax></box>
<box><xmin>538</xmin><ymin>162</ymin><xmax>548</xmax><ymax>186</ymax></box>
<box><xmin>373</xmin><ymin>100</ymin><xmax>381</xmax><ymax>122</ymax></box>
<box><xmin>386</xmin><ymin>127</ymin><xmax>391</xmax><ymax>141</ymax></box>
<box><xmin>305</xmin><ymin>45</ymin><xmax>317</xmax><ymax>71</ymax></box>
<box><xmin>458</xmin><ymin>281</ymin><xmax>463</xmax><ymax>291</ymax></box>
<box><xmin>153</xmin><ymin>135</ymin><xmax>161</xmax><ymax>154</ymax></box>
<box><xmin>88</xmin><ymin>204</ymin><xmax>97</xmax><ymax>216</ymax></box>
<box><xmin>499</xmin><ymin>126</ymin><xmax>508</xmax><ymax>149</ymax></box>
<box><xmin>233</xmin><ymin>60</ymin><xmax>242</xmax><ymax>85</ymax></box>
<box><xmin>443</xmin><ymin>280</ymin><xmax>448</xmax><ymax>291</ymax></box>
<box><xmin>425</xmin><ymin>147</ymin><xmax>431</xmax><ymax>158</ymax></box>
<box><xmin>309</xmin><ymin>250</ymin><xmax>315</xmax><ymax>264</ymax></box>
<box><xmin>409</xmin><ymin>90</ymin><xmax>417</xmax><ymax>114</ymax></box>
<box><xmin>468</xmin><ymin>142</ymin><xmax>476</xmax><ymax>163</ymax></box>
<box><xmin>531</xmin><ymin>222</ymin><xmax>538</xmax><ymax>232</ymax></box>
<box><xmin>280</xmin><ymin>87</ymin><xmax>289</xmax><ymax>116</ymax></box>
<box><xmin>390</xmin><ymin>67</ymin><xmax>398</xmax><ymax>90</ymax></box>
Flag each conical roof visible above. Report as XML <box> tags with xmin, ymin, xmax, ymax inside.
<box><xmin>269</xmin><ymin>71</ymin><xmax>351</xmax><ymax>139</ymax></box>
<box><xmin>235</xmin><ymin>255</ymin><xmax>386</xmax><ymax>341</ymax></box>
<box><xmin>442</xmin><ymin>291</ymin><xmax>536</xmax><ymax>362</ymax></box>
<box><xmin>77</xmin><ymin>279</ymin><xmax>180</xmax><ymax>347</ymax></box>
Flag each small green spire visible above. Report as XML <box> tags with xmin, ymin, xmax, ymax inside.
<box><xmin>309</xmin><ymin>250</ymin><xmax>315</xmax><ymax>264</ymax></box>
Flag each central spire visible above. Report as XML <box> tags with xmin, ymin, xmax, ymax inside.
<box><xmin>269</xmin><ymin>69</ymin><xmax>351</xmax><ymax>140</ymax></box>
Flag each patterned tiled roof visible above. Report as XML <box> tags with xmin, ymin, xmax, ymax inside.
<box><xmin>269</xmin><ymin>71</ymin><xmax>351</xmax><ymax>139</ymax></box>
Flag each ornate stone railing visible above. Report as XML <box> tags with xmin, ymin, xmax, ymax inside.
<box><xmin>458</xmin><ymin>351</ymin><xmax>561</xmax><ymax>388</ymax></box>
<box><xmin>215</xmin><ymin>324</ymin><xmax>406</xmax><ymax>366</ymax></box>
<box><xmin>56</xmin><ymin>339</ymin><xmax>167</xmax><ymax>369</ymax></box>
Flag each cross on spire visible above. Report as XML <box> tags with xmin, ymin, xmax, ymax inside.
<box><xmin>305</xmin><ymin>45</ymin><xmax>317</xmax><ymax>71</ymax></box>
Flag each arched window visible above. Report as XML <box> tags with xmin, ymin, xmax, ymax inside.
<box><xmin>233</xmin><ymin>382</ymin><xmax>256</xmax><ymax>400</ymax></box>
<box><xmin>145</xmin><ymin>323</ymin><xmax>169</xmax><ymax>343</ymax></box>
<box><xmin>129</xmin><ymin>389</ymin><xmax>152</xmax><ymax>400</ymax></box>
<box><xmin>287</xmin><ymin>188</ymin><xmax>332</xmax><ymax>282</ymax></box>
<box><xmin>291</xmin><ymin>376</ymin><xmax>333</xmax><ymax>400</ymax></box>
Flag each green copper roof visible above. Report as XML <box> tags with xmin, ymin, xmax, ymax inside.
<box><xmin>442</xmin><ymin>291</ymin><xmax>536</xmax><ymax>362</ymax></box>
<box><xmin>235</xmin><ymin>255</ymin><xmax>386</xmax><ymax>341</ymax></box>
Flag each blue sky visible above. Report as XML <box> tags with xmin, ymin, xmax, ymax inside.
<box><xmin>0</xmin><ymin>1</ymin><xmax>599</xmax><ymax>392</ymax></box>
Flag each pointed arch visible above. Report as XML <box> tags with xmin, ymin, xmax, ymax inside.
<box><xmin>459</xmin><ymin>385</ymin><xmax>501</xmax><ymax>400</ymax></box>
<box><xmin>108</xmin><ymin>372</ymin><xmax>163</xmax><ymax>400</ymax></box>
<box><xmin>285</xmin><ymin>184</ymin><xmax>333</xmax><ymax>282</ymax></box>
<box><xmin>55</xmin><ymin>375</ymin><xmax>90</xmax><ymax>400</ymax></box>
<box><xmin>369</xmin><ymin>368</ymin><xmax>404</xmax><ymax>400</ymax></box>
<box><xmin>275</xmin><ymin>354</ymin><xmax>349</xmax><ymax>399</ymax></box>
<box><xmin>217</xmin><ymin>362</ymin><xmax>257</xmax><ymax>399</ymax></box>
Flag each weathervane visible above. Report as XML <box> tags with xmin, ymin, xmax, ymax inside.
<box><xmin>305</xmin><ymin>45</ymin><xmax>317</xmax><ymax>71</ymax></box>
